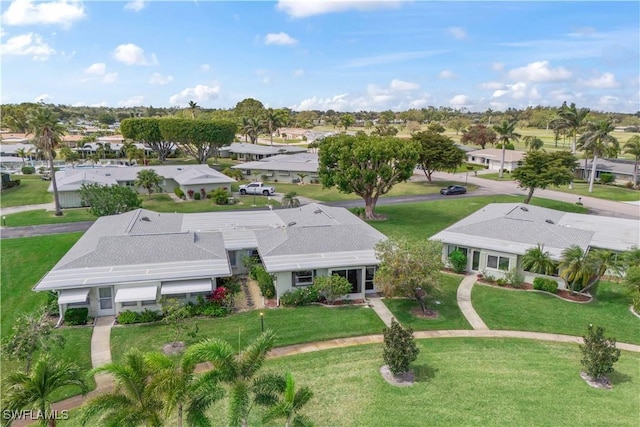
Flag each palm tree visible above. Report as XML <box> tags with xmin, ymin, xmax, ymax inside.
<box><xmin>28</xmin><ymin>107</ymin><xmax>66</xmax><ymax>216</ymax></box>
<box><xmin>185</xmin><ymin>331</ymin><xmax>282</xmax><ymax>427</ymax></box>
<box><xmin>577</xmin><ymin>119</ymin><xmax>619</xmax><ymax>193</ymax></box>
<box><xmin>242</xmin><ymin>117</ymin><xmax>262</xmax><ymax>144</ymax></box>
<box><xmin>135</xmin><ymin>169</ymin><xmax>162</xmax><ymax>199</ymax></box>
<box><xmin>145</xmin><ymin>352</ymin><xmax>224</xmax><ymax>427</ymax></box>
<box><xmin>3</xmin><ymin>356</ymin><xmax>88</xmax><ymax>427</ymax></box>
<box><xmin>623</xmin><ymin>135</ymin><xmax>640</xmax><ymax>188</ymax></box>
<box><xmin>492</xmin><ymin>120</ymin><xmax>521</xmax><ymax>178</ymax></box>
<box><xmin>262</xmin><ymin>372</ymin><xmax>313</xmax><ymax>427</ymax></box>
<box><xmin>521</xmin><ymin>244</ymin><xmax>556</xmax><ymax>275</ymax></box>
<box><xmin>80</xmin><ymin>349</ymin><xmax>164</xmax><ymax>427</ymax></box>
<box><xmin>188</xmin><ymin>101</ymin><xmax>199</xmax><ymax>120</ymax></box>
<box><xmin>263</xmin><ymin>109</ymin><xmax>283</xmax><ymax>147</ymax></box>
<box><xmin>522</xmin><ymin>135</ymin><xmax>544</xmax><ymax>152</ymax></box>
<box><xmin>551</xmin><ymin>102</ymin><xmax>590</xmax><ymax>154</ymax></box>
<box><xmin>282</xmin><ymin>192</ymin><xmax>301</xmax><ymax>208</ymax></box>
<box><xmin>15</xmin><ymin>147</ymin><xmax>31</xmax><ymax>167</ymax></box>
<box><xmin>581</xmin><ymin>249</ymin><xmax>619</xmax><ymax>294</ymax></box>
<box><xmin>558</xmin><ymin>245</ymin><xmax>595</xmax><ymax>293</ymax></box>
<box><xmin>296</xmin><ymin>173</ymin><xmax>308</xmax><ymax>185</ymax></box>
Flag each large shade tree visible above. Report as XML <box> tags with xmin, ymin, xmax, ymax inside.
<box><xmin>460</xmin><ymin>123</ymin><xmax>497</xmax><ymax>149</ymax></box>
<box><xmin>512</xmin><ymin>150</ymin><xmax>576</xmax><ymax>204</ymax></box>
<box><xmin>3</xmin><ymin>356</ymin><xmax>88</xmax><ymax>427</ymax></box>
<box><xmin>120</xmin><ymin>118</ymin><xmax>172</xmax><ymax>162</ymax></box>
<box><xmin>493</xmin><ymin>119</ymin><xmax>521</xmax><ymax>178</ymax></box>
<box><xmin>412</xmin><ymin>131</ymin><xmax>466</xmax><ymax>182</ymax></box>
<box><xmin>622</xmin><ymin>135</ymin><xmax>640</xmax><ymax>188</ymax></box>
<box><xmin>28</xmin><ymin>106</ymin><xmax>66</xmax><ymax>216</ymax></box>
<box><xmin>158</xmin><ymin>118</ymin><xmax>237</xmax><ymax>164</ymax></box>
<box><xmin>577</xmin><ymin>119</ymin><xmax>619</xmax><ymax>193</ymax></box>
<box><xmin>318</xmin><ymin>134</ymin><xmax>420</xmax><ymax>219</ymax></box>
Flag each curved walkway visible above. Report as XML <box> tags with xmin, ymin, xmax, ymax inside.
<box><xmin>456</xmin><ymin>273</ymin><xmax>488</xmax><ymax>330</ymax></box>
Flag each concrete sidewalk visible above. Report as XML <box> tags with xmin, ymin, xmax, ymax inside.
<box><xmin>0</xmin><ymin>202</ymin><xmax>54</xmax><ymax>216</ymax></box>
<box><xmin>456</xmin><ymin>274</ymin><xmax>489</xmax><ymax>330</ymax></box>
<box><xmin>367</xmin><ymin>296</ymin><xmax>396</xmax><ymax>327</ymax></box>
<box><xmin>90</xmin><ymin>316</ymin><xmax>115</xmax><ymax>390</ymax></box>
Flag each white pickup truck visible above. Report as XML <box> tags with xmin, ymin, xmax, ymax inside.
<box><xmin>238</xmin><ymin>182</ymin><xmax>275</xmax><ymax>196</ymax></box>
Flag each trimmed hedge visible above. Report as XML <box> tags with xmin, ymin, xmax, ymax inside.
<box><xmin>533</xmin><ymin>277</ymin><xmax>559</xmax><ymax>293</ymax></box>
<box><xmin>64</xmin><ymin>307</ymin><xmax>89</xmax><ymax>325</ymax></box>
<box><xmin>280</xmin><ymin>287</ymin><xmax>320</xmax><ymax>306</ymax></box>
<box><xmin>254</xmin><ymin>265</ymin><xmax>276</xmax><ymax>298</ymax></box>
<box><xmin>116</xmin><ymin>309</ymin><xmax>162</xmax><ymax>325</ymax></box>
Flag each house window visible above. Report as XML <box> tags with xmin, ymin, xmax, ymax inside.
<box><xmin>447</xmin><ymin>245</ymin><xmax>468</xmax><ymax>257</ymax></box>
<box><xmin>293</xmin><ymin>270</ymin><xmax>315</xmax><ymax>286</ymax></box>
<box><xmin>365</xmin><ymin>266</ymin><xmax>376</xmax><ymax>291</ymax></box>
<box><xmin>124</xmin><ymin>180</ymin><xmax>135</xmax><ymax>187</ymax></box>
<box><xmin>141</xmin><ymin>300</ymin><xmax>157</xmax><ymax>306</ymax></box>
<box><xmin>331</xmin><ymin>269</ymin><xmax>361</xmax><ymax>293</ymax></box>
<box><xmin>244</xmin><ymin>170</ymin><xmax>251</xmax><ymax>176</ymax></box>
<box><xmin>190</xmin><ymin>292</ymin><xmax>210</xmax><ymax>297</ymax></box>
<box><xmin>121</xmin><ymin>301</ymin><xmax>137</xmax><ymax>307</ymax></box>
<box><xmin>487</xmin><ymin>255</ymin><xmax>510</xmax><ymax>271</ymax></box>
<box><xmin>68</xmin><ymin>300</ymin><xmax>89</xmax><ymax>308</ymax></box>
<box><xmin>278</xmin><ymin>171</ymin><xmax>290</xmax><ymax>176</ymax></box>
<box><xmin>168</xmin><ymin>294</ymin><xmax>187</xmax><ymax>300</ymax></box>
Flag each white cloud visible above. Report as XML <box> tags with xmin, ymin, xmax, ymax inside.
<box><xmin>580</xmin><ymin>72</ymin><xmax>619</xmax><ymax>89</ymax></box>
<box><xmin>169</xmin><ymin>83</ymin><xmax>221</xmax><ymax>106</ymax></box>
<box><xmin>448</xmin><ymin>27</ymin><xmax>467</xmax><ymax>40</ymax></box>
<box><xmin>34</xmin><ymin>93</ymin><xmax>51</xmax><ymax>103</ymax></box>
<box><xmin>449</xmin><ymin>94</ymin><xmax>471</xmax><ymax>107</ymax></box>
<box><xmin>102</xmin><ymin>72</ymin><xmax>117</xmax><ymax>84</ymax></box>
<box><xmin>118</xmin><ymin>95</ymin><xmax>145</xmax><ymax>107</ymax></box>
<box><xmin>85</xmin><ymin>62</ymin><xmax>106</xmax><ymax>75</ymax></box>
<box><xmin>480</xmin><ymin>81</ymin><xmax>504</xmax><ymax>90</ymax></box>
<box><xmin>492</xmin><ymin>62</ymin><xmax>505</xmax><ymax>72</ymax></box>
<box><xmin>507</xmin><ymin>61</ymin><xmax>572</xmax><ymax>82</ymax></box>
<box><xmin>491</xmin><ymin>89</ymin><xmax>509</xmax><ymax>98</ymax></box>
<box><xmin>293</xmin><ymin>68</ymin><xmax>304</xmax><ymax>77</ymax></box>
<box><xmin>276</xmin><ymin>0</ymin><xmax>405</xmax><ymax>18</ymax></box>
<box><xmin>200</xmin><ymin>63</ymin><xmax>210</xmax><ymax>72</ymax></box>
<box><xmin>124</xmin><ymin>0</ymin><xmax>148</xmax><ymax>12</ymax></box>
<box><xmin>149</xmin><ymin>72</ymin><xmax>174</xmax><ymax>85</ymax></box>
<box><xmin>113</xmin><ymin>43</ymin><xmax>157</xmax><ymax>66</ymax></box>
<box><xmin>389</xmin><ymin>79</ymin><xmax>419</xmax><ymax>91</ymax></box>
<box><xmin>90</xmin><ymin>101</ymin><xmax>108</xmax><ymax>107</ymax></box>
<box><xmin>264</xmin><ymin>32</ymin><xmax>298</xmax><ymax>46</ymax></box>
<box><xmin>491</xmin><ymin>81</ymin><xmax>541</xmax><ymax>101</ymax></box>
<box><xmin>438</xmin><ymin>70</ymin><xmax>456</xmax><ymax>79</ymax></box>
<box><xmin>2</xmin><ymin>0</ymin><xmax>86</xmax><ymax>29</ymax></box>
<box><xmin>0</xmin><ymin>32</ymin><xmax>55</xmax><ymax>61</ymax></box>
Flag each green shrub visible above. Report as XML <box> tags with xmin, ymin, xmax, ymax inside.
<box><xmin>496</xmin><ymin>278</ymin><xmax>507</xmax><ymax>287</ymax></box>
<box><xmin>148</xmin><ymin>159</ymin><xmax>162</xmax><ymax>165</ymax></box>
<box><xmin>533</xmin><ymin>277</ymin><xmax>558</xmax><ymax>293</ymax></box>
<box><xmin>580</xmin><ymin>324</ymin><xmax>620</xmax><ymax>380</ymax></box>
<box><xmin>45</xmin><ymin>291</ymin><xmax>59</xmax><ymax>316</ymax></box>
<box><xmin>383</xmin><ymin>319</ymin><xmax>419</xmax><ymax>375</ymax></box>
<box><xmin>211</xmin><ymin>187</ymin><xmax>230</xmax><ymax>205</ymax></box>
<box><xmin>350</xmin><ymin>207</ymin><xmax>365</xmax><ymax>218</ymax></box>
<box><xmin>21</xmin><ymin>166</ymin><xmax>35</xmax><ymax>174</ymax></box>
<box><xmin>624</xmin><ymin>181</ymin><xmax>635</xmax><ymax>189</ymax></box>
<box><xmin>64</xmin><ymin>307</ymin><xmax>89</xmax><ymax>326</ymax></box>
<box><xmin>505</xmin><ymin>268</ymin><xmax>524</xmax><ymax>288</ymax></box>
<box><xmin>448</xmin><ymin>250</ymin><xmax>467</xmax><ymax>274</ymax></box>
<box><xmin>599</xmin><ymin>173</ymin><xmax>614</xmax><ymax>185</ymax></box>
<box><xmin>253</xmin><ymin>265</ymin><xmax>276</xmax><ymax>298</ymax></box>
<box><xmin>138</xmin><ymin>308</ymin><xmax>161</xmax><ymax>323</ymax></box>
<box><xmin>220</xmin><ymin>276</ymin><xmax>241</xmax><ymax>296</ymax></box>
<box><xmin>193</xmin><ymin>192</ymin><xmax>201</xmax><ymax>200</ymax></box>
<box><xmin>280</xmin><ymin>287</ymin><xmax>320</xmax><ymax>306</ymax></box>
<box><xmin>312</xmin><ymin>275</ymin><xmax>352</xmax><ymax>304</ymax></box>
<box><xmin>201</xmin><ymin>305</ymin><xmax>228</xmax><ymax>317</ymax></box>
<box><xmin>632</xmin><ymin>296</ymin><xmax>640</xmax><ymax>314</ymax></box>
<box><xmin>117</xmin><ymin>310</ymin><xmax>139</xmax><ymax>325</ymax></box>
<box><xmin>174</xmin><ymin>187</ymin><xmax>185</xmax><ymax>198</ymax></box>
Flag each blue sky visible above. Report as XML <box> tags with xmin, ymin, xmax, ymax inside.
<box><xmin>1</xmin><ymin>0</ymin><xmax>638</xmax><ymax>112</ymax></box>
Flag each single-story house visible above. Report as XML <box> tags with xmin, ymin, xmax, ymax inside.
<box><xmin>466</xmin><ymin>148</ymin><xmax>526</xmax><ymax>172</ymax></box>
<box><xmin>220</xmin><ymin>143</ymin><xmax>307</xmax><ymax>161</ymax></box>
<box><xmin>231</xmin><ymin>153</ymin><xmax>319</xmax><ymax>183</ymax></box>
<box><xmin>0</xmin><ymin>142</ymin><xmax>36</xmax><ymax>157</ymax></box>
<box><xmin>575</xmin><ymin>158</ymin><xmax>638</xmax><ymax>185</ymax></box>
<box><xmin>431</xmin><ymin>203</ymin><xmax>640</xmax><ymax>289</ymax></box>
<box><xmin>51</xmin><ymin>165</ymin><xmax>236</xmax><ymax>208</ymax></box>
<box><xmin>33</xmin><ymin>203</ymin><xmax>385</xmax><ymax>318</ymax></box>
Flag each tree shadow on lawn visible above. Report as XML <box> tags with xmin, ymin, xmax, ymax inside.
<box><xmin>608</xmin><ymin>370</ymin><xmax>633</xmax><ymax>386</ymax></box>
<box><xmin>412</xmin><ymin>363</ymin><xmax>438</xmax><ymax>382</ymax></box>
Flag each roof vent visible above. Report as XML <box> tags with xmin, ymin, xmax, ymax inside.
<box><xmin>545</xmin><ymin>219</ymin><xmax>554</xmax><ymax>224</ymax></box>
<box><xmin>177</xmin><ymin>167</ymin><xmax>182</xmax><ymax>170</ymax></box>
<box><xmin>520</xmin><ymin>206</ymin><xmax>528</xmax><ymax>212</ymax></box>
<box><xmin>105</xmin><ymin>173</ymin><xmax>111</xmax><ymax>176</ymax></box>
<box><xmin>141</xmin><ymin>216</ymin><xmax>150</xmax><ymax>222</ymax></box>
<box><xmin>287</xmin><ymin>221</ymin><xmax>297</xmax><ymax>227</ymax></box>
<box><xmin>313</xmin><ymin>209</ymin><xmax>323</xmax><ymax>214</ymax></box>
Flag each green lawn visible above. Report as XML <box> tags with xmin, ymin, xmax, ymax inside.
<box><xmin>110</xmin><ymin>305</ymin><xmax>385</xmax><ymax>362</ymax></box>
<box><xmin>472</xmin><ymin>281</ymin><xmax>640</xmax><ymax>345</ymax></box>
<box><xmin>59</xmin><ymin>339</ymin><xmax>638</xmax><ymax>426</ymax></box>
<box><xmin>3</xmin><ymin>208</ymin><xmax>97</xmax><ymax>227</ymax></box>
<box><xmin>274</xmin><ymin>180</ymin><xmax>478</xmax><ymax>202</ymax></box>
<box><xmin>0</xmin><ymin>175</ymin><xmax>52</xmax><ymax>207</ymax></box>
<box><xmin>368</xmin><ymin>195</ymin><xmax>588</xmax><ymax>241</ymax></box>
<box><xmin>140</xmin><ymin>193</ymin><xmax>281</xmax><ymax>213</ymax></box>
<box><xmin>383</xmin><ymin>273</ymin><xmax>471</xmax><ymax>330</ymax></box>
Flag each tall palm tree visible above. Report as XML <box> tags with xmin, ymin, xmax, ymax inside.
<box><xmin>188</xmin><ymin>101</ymin><xmax>199</xmax><ymax>120</ymax></box>
<box><xmin>135</xmin><ymin>169</ymin><xmax>162</xmax><ymax>199</ymax></box>
<box><xmin>242</xmin><ymin>117</ymin><xmax>262</xmax><ymax>144</ymax></box>
<box><xmin>145</xmin><ymin>352</ymin><xmax>224</xmax><ymax>427</ymax></box>
<box><xmin>521</xmin><ymin>244</ymin><xmax>556</xmax><ymax>275</ymax></box>
<box><xmin>15</xmin><ymin>147</ymin><xmax>31</xmax><ymax>167</ymax></box>
<box><xmin>262</xmin><ymin>372</ymin><xmax>313</xmax><ymax>427</ymax></box>
<box><xmin>28</xmin><ymin>107</ymin><xmax>66</xmax><ymax>216</ymax></box>
<box><xmin>492</xmin><ymin>120</ymin><xmax>521</xmax><ymax>178</ymax></box>
<box><xmin>262</xmin><ymin>109</ymin><xmax>283</xmax><ymax>147</ymax></box>
<box><xmin>623</xmin><ymin>135</ymin><xmax>640</xmax><ymax>188</ymax></box>
<box><xmin>3</xmin><ymin>356</ymin><xmax>88</xmax><ymax>427</ymax></box>
<box><xmin>558</xmin><ymin>245</ymin><xmax>595</xmax><ymax>293</ymax></box>
<box><xmin>577</xmin><ymin>119</ymin><xmax>619</xmax><ymax>193</ymax></box>
<box><xmin>522</xmin><ymin>135</ymin><xmax>544</xmax><ymax>152</ymax></box>
<box><xmin>80</xmin><ymin>349</ymin><xmax>164</xmax><ymax>427</ymax></box>
<box><xmin>185</xmin><ymin>331</ymin><xmax>282</xmax><ymax>427</ymax></box>
<box><xmin>581</xmin><ymin>249</ymin><xmax>619</xmax><ymax>294</ymax></box>
<box><xmin>551</xmin><ymin>102</ymin><xmax>590</xmax><ymax>154</ymax></box>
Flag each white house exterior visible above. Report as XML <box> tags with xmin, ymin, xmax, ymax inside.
<box><xmin>575</xmin><ymin>158</ymin><xmax>638</xmax><ymax>186</ymax></box>
<box><xmin>220</xmin><ymin>143</ymin><xmax>307</xmax><ymax>161</ymax></box>
<box><xmin>34</xmin><ymin>204</ymin><xmax>386</xmax><ymax>318</ymax></box>
<box><xmin>466</xmin><ymin>148</ymin><xmax>525</xmax><ymax>172</ymax></box>
<box><xmin>431</xmin><ymin>203</ymin><xmax>640</xmax><ymax>289</ymax></box>
<box><xmin>50</xmin><ymin>165</ymin><xmax>236</xmax><ymax>208</ymax></box>
<box><xmin>231</xmin><ymin>153</ymin><xmax>319</xmax><ymax>183</ymax></box>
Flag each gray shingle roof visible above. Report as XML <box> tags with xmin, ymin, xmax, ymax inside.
<box><xmin>227</xmin><ymin>143</ymin><xmax>306</xmax><ymax>155</ymax></box>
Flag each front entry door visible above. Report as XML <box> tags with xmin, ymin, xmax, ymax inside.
<box><xmin>472</xmin><ymin>250</ymin><xmax>480</xmax><ymax>271</ymax></box>
<box><xmin>97</xmin><ymin>287</ymin><xmax>115</xmax><ymax>316</ymax></box>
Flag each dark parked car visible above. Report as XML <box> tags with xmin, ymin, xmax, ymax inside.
<box><xmin>440</xmin><ymin>185</ymin><xmax>467</xmax><ymax>195</ymax></box>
